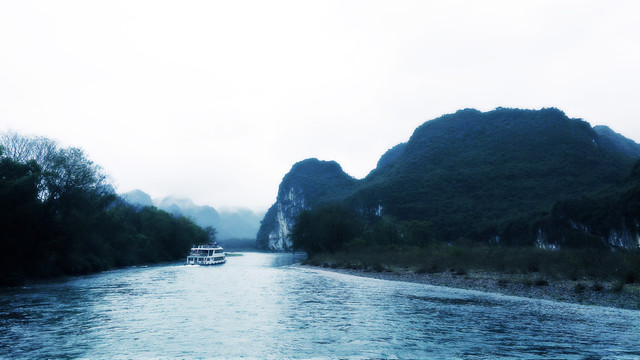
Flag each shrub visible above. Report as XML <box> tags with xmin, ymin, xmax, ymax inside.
<box><xmin>371</xmin><ymin>263</ymin><xmax>384</xmax><ymax>272</ymax></box>
<box><xmin>454</xmin><ymin>268</ymin><xmax>467</xmax><ymax>276</ymax></box>
<box><xmin>534</xmin><ymin>277</ymin><xmax>548</xmax><ymax>286</ymax></box>
<box><xmin>345</xmin><ymin>263</ymin><xmax>362</xmax><ymax>270</ymax></box>
<box><xmin>345</xmin><ymin>237</ymin><xmax>367</xmax><ymax>251</ymax></box>
<box><xmin>623</xmin><ymin>271</ymin><xmax>638</xmax><ymax>284</ymax></box>
<box><xmin>527</xmin><ymin>262</ymin><xmax>540</xmax><ymax>273</ymax></box>
<box><xmin>417</xmin><ymin>264</ymin><xmax>440</xmax><ymax>274</ymax></box>
<box><xmin>610</xmin><ymin>281</ymin><xmax>625</xmax><ymax>293</ymax></box>
<box><xmin>591</xmin><ymin>282</ymin><xmax>604</xmax><ymax>292</ymax></box>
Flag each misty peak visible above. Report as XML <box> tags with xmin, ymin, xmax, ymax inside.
<box><xmin>121</xmin><ymin>189</ymin><xmax>153</xmax><ymax>207</ymax></box>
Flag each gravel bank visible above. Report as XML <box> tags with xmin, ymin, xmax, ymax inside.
<box><xmin>302</xmin><ymin>265</ymin><xmax>640</xmax><ymax>310</ymax></box>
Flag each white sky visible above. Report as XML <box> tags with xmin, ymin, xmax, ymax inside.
<box><xmin>1</xmin><ymin>0</ymin><xmax>639</xmax><ymax>211</ymax></box>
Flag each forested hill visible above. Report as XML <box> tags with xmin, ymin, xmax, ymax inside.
<box><xmin>259</xmin><ymin>107</ymin><xmax>640</xmax><ymax>250</ymax></box>
<box><xmin>257</xmin><ymin>159</ymin><xmax>357</xmax><ymax>250</ymax></box>
<box><xmin>354</xmin><ymin>107</ymin><xmax>638</xmax><ymax>242</ymax></box>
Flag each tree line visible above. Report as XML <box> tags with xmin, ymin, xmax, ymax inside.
<box><xmin>290</xmin><ymin>201</ymin><xmax>640</xmax><ymax>284</ymax></box>
<box><xmin>290</xmin><ymin>202</ymin><xmax>433</xmax><ymax>255</ymax></box>
<box><xmin>0</xmin><ymin>131</ymin><xmax>213</xmax><ymax>286</ymax></box>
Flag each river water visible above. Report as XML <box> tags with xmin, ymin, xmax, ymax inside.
<box><xmin>1</xmin><ymin>252</ymin><xmax>638</xmax><ymax>359</ymax></box>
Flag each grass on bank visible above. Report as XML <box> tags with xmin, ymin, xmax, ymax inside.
<box><xmin>303</xmin><ymin>244</ymin><xmax>640</xmax><ymax>286</ymax></box>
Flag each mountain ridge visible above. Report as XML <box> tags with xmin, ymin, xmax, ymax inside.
<box><xmin>593</xmin><ymin>125</ymin><xmax>640</xmax><ymax>159</ymax></box>
<box><xmin>122</xmin><ymin>190</ymin><xmax>264</xmax><ymax>241</ymax></box>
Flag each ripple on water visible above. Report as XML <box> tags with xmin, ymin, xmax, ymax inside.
<box><xmin>0</xmin><ymin>253</ymin><xmax>639</xmax><ymax>359</ymax></box>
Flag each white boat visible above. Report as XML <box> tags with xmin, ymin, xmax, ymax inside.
<box><xmin>186</xmin><ymin>243</ymin><xmax>226</xmax><ymax>265</ymax></box>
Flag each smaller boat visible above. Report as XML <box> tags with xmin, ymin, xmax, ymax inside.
<box><xmin>186</xmin><ymin>243</ymin><xmax>226</xmax><ymax>265</ymax></box>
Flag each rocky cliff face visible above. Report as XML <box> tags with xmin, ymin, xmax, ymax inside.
<box><xmin>256</xmin><ymin>159</ymin><xmax>356</xmax><ymax>251</ymax></box>
<box><xmin>605</xmin><ymin>224</ymin><xmax>640</xmax><ymax>249</ymax></box>
<box><xmin>535</xmin><ymin>221</ymin><xmax>640</xmax><ymax>250</ymax></box>
<box><xmin>257</xmin><ymin>186</ymin><xmax>306</xmax><ymax>251</ymax></box>
<box><xmin>539</xmin><ymin>222</ymin><xmax>640</xmax><ymax>250</ymax></box>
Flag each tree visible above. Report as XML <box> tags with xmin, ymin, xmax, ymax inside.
<box><xmin>0</xmin><ymin>154</ymin><xmax>45</xmax><ymax>284</ymax></box>
<box><xmin>0</xmin><ymin>130</ymin><xmax>58</xmax><ymax>172</ymax></box>
<box><xmin>404</xmin><ymin>219</ymin><xmax>433</xmax><ymax>247</ymax></box>
<box><xmin>0</xmin><ymin>131</ymin><xmax>217</xmax><ymax>285</ymax></box>
<box><xmin>203</xmin><ymin>226</ymin><xmax>217</xmax><ymax>243</ymax></box>
<box><xmin>291</xmin><ymin>203</ymin><xmax>362</xmax><ymax>255</ymax></box>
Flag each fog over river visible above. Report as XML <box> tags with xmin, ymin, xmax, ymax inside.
<box><xmin>1</xmin><ymin>252</ymin><xmax>638</xmax><ymax>359</ymax></box>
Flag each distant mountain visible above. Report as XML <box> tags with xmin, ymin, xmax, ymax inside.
<box><xmin>216</xmin><ymin>208</ymin><xmax>265</xmax><ymax>242</ymax></box>
<box><xmin>121</xmin><ymin>190</ymin><xmax>264</xmax><ymax>241</ymax></box>
<box><xmin>259</xmin><ymin>107</ymin><xmax>640</xmax><ymax>250</ymax></box>
<box><xmin>121</xmin><ymin>189</ymin><xmax>153</xmax><ymax>207</ymax></box>
<box><xmin>154</xmin><ymin>195</ymin><xmax>222</xmax><ymax>228</ymax></box>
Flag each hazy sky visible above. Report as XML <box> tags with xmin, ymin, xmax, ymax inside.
<box><xmin>1</xmin><ymin>1</ymin><xmax>639</xmax><ymax>211</ymax></box>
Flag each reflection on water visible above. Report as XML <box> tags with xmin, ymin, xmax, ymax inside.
<box><xmin>1</xmin><ymin>252</ymin><xmax>639</xmax><ymax>359</ymax></box>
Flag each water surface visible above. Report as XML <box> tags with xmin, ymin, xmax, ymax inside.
<box><xmin>1</xmin><ymin>252</ymin><xmax>638</xmax><ymax>358</ymax></box>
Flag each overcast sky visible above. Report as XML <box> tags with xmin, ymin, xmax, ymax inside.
<box><xmin>1</xmin><ymin>1</ymin><xmax>639</xmax><ymax>211</ymax></box>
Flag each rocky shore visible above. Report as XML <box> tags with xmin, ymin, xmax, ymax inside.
<box><xmin>303</xmin><ymin>265</ymin><xmax>640</xmax><ymax>310</ymax></box>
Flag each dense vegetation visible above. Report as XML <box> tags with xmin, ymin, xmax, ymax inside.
<box><xmin>0</xmin><ymin>132</ymin><xmax>213</xmax><ymax>286</ymax></box>
<box><xmin>291</xmin><ymin>204</ymin><xmax>640</xmax><ymax>284</ymax></box>
<box><xmin>284</xmin><ymin>108</ymin><xmax>640</xmax><ymax>283</ymax></box>
<box><xmin>304</xmin><ymin>245</ymin><xmax>640</xmax><ymax>285</ymax></box>
<box><xmin>534</xmin><ymin>158</ymin><xmax>640</xmax><ymax>248</ymax></box>
<box><xmin>291</xmin><ymin>203</ymin><xmax>363</xmax><ymax>255</ymax></box>
<box><xmin>352</xmin><ymin>108</ymin><xmax>636</xmax><ymax>244</ymax></box>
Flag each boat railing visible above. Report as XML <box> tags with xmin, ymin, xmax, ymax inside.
<box><xmin>191</xmin><ymin>243</ymin><xmax>222</xmax><ymax>249</ymax></box>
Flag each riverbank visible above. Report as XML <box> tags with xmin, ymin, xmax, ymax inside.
<box><xmin>302</xmin><ymin>264</ymin><xmax>640</xmax><ymax>310</ymax></box>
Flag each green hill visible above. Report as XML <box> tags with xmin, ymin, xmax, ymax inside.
<box><xmin>261</xmin><ymin>107</ymin><xmax>640</xmax><ymax>250</ymax></box>
<box><xmin>257</xmin><ymin>159</ymin><xmax>357</xmax><ymax>250</ymax></box>
<box><xmin>354</xmin><ymin>107</ymin><xmax>636</xmax><ymax>242</ymax></box>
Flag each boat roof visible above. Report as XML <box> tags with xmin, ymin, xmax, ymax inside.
<box><xmin>191</xmin><ymin>243</ymin><xmax>223</xmax><ymax>250</ymax></box>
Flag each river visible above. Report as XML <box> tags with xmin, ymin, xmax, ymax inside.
<box><xmin>1</xmin><ymin>252</ymin><xmax>638</xmax><ymax>359</ymax></box>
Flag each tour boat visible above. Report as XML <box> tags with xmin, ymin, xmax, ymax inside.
<box><xmin>186</xmin><ymin>243</ymin><xmax>226</xmax><ymax>265</ymax></box>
